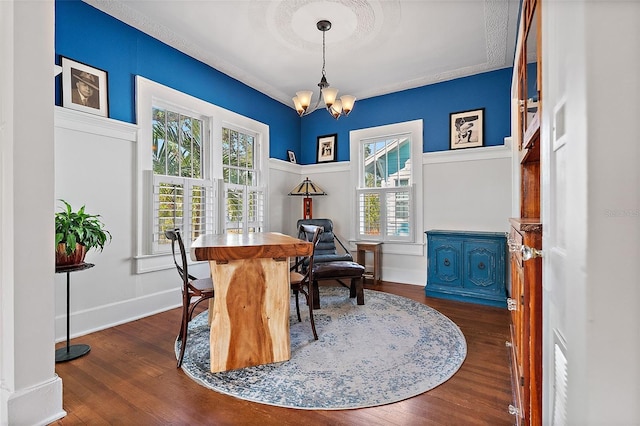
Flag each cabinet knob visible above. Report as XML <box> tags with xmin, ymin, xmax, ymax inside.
<box><xmin>521</xmin><ymin>245</ymin><xmax>543</xmax><ymax>261</ymax></box>
<box><xmin>477</xmin><ymin>262</ymin><xmax>486</xmax><ymax>270</ymax></box>
<box><xmin>443</xmin><ymin>258</ymin><xmax>450</xmax><ymax>266</ymax></box>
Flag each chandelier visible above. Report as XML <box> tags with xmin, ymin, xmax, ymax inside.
<box><xmin>292</xmin><ymin>20</ymin><xmax>356</xmax><ymax>119</ymax></box>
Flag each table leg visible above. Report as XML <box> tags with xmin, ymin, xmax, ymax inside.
<box><xmin>55</xmin><ymin>271</ymin><xmax>90</xmax><ymax>362</ymax></box>
<box><xmin>208</xmin><ymin>258</ymin><xmax>290</xmax><ymax>372</ymax></box>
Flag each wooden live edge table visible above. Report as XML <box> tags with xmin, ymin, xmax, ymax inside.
<box><xmin>191</xmin><ymin>232</ymin><xmax>312</xmax><ymax>373</ymax></box>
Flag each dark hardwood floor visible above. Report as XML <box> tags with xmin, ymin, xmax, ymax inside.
<box><xmin>52</xmin><ymin>281</ymin><xmax>515</xmax><ymax>425</ymax></box>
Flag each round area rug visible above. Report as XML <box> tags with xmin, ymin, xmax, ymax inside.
<box><xmin>177</xmin><ymin>287</ymin><xmax>467</xmax><ymax>410</ymax></box>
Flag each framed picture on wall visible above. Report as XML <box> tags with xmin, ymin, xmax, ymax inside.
<box><xmin>287</xmin><ymin>150</ymin><xmax>297</xmax><ymax>163</ymax></box>
<box><xmin>61</xmin><ymin>56</ymin><xmax>109</xmax><ymax>117</ymax></box>
<box><xmin>316</xmin><ymin>134</ymin><xmax>337</xmax><ymax>163</ymax></box>
<box><xmin>450</xmin><ymin>108</ymin><xmax>484</xmax><ymax>149</ymax></box>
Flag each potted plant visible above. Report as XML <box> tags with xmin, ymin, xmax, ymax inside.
<box><xmin>55</xmin><ymin>199</ymin><xmax>112</xmax><ymax>267</ymax></box>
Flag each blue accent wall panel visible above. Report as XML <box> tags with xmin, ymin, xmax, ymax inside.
<box><xmin>55</xmin><ymin>0</ymin><xmax>300</xmax><ymax>161</ymax></box>
<box><xmin>55</xmin><ymin>0</ymin><xmax>512</xmax><ymax>163</ymax></box>
<box><xmin>299</xmin><ymin>68</ymin><xmax>512</xmax><ymax>164</ymax></box>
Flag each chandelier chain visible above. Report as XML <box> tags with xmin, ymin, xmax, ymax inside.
<box><xmin>291</xmin><ymin>20</ymin><xmax>355</xmax><ymax>119</ymax></box>
<box><xmin>322</xmin><ymin>29</ymin><xmax>326</xmax><ymax>78</ymax></box>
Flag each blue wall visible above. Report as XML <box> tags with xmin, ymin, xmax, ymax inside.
<box><xmin>55</xmin><ymin>0</ymin><xmax>300</xmax><ymax>159</ymax></box>
<box><xmin>55</xmin><ymin>0</ymin><xmax>512</xmax><ymax>164</ymax></box>
<box><xmin>298</xmin><ymin>69</ymin><xmax>513</xmax><ymax>164</ymax></box>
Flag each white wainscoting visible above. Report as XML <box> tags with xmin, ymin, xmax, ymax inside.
<box><xmin>54</xmin><ymin>107</ymin><xmax>513</xmax><ymax>339</ymax></box>
<box><xmin>271</xmin><ymin>143</ymin><xmax>513</xmax><ymax>287</ymax></box>
<box><xmin>54</xmin><ymin>107</ymin><xmax>188</xmax><ymax>341</ymax></box>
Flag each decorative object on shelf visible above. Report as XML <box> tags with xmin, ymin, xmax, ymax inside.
<box><xmin>61</xmin><ymin>56</ymin><xmax>109</xmax><ymax>117</ymax></box>
<box><xmin>55</xmin><ymin>199</ymin><xmax>112</xmax><ymax>267</ymax></box>
<box><xmin>287</xmin><ymin>149</ymin><xmax>297</xmax><ymax>163</ymax></box>
<box><xmin>291</xmin><ymin>20</ymin><xmax>356</xmax><ymax>120</ymax></box>
<box><xmin>316</xmin><ymin>133</ymin><xmax>337</xmax><ymax>163</ymax></box>
<box><xmin>288</xmin><ymin>177</ymin><xmax>326</xmax><ymax>220</ymax></box>
<box><xmin>449</xmin><ymin>108</ymin><xmax>485</xmax><ymax>150</ymax></box>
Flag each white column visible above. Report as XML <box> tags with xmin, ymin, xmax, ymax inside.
<box><xmin>0</xmin><ymin>0</ymin><xmax>65</xmax><ymax>424</ymax></box>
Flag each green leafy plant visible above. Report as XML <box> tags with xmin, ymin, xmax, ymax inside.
<box><xmin>55</xmin><ymin>199</ymin><xmax>112</xmax><ymax>255</ymax></box>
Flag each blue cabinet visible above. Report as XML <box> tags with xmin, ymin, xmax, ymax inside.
<box><xmin>425</xmin><ymin>230</ymin><xmax>507</xmax><ymax>307</ymax></box>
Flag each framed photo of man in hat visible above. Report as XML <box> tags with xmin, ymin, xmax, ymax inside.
<box><xmin>61</xmin><ymin>57</ymin><xmax>109</xmax><ymax>117</ymax></box>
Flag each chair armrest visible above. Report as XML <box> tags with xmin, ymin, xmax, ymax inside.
<box><xmin>333</xmin><ymin>233</ymin><xmax>350</xmax><ymax>254</ymax></box>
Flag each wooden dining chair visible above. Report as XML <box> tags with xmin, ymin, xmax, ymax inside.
<box><xmin>290</xmin><ymin>224</ymin><xmax>323</xmax><ymax>340</ymax></box>
<box><xmin>165</xmin><ymin>228</ymin><xmax>214</xmax><ymax>367</ymax></box>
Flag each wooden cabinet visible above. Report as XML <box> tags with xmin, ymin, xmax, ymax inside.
<box><xmin>509</xmin><ymin>0</ymin><xmax>543</xmax><ymax>424</ymax></box>
<box><xmin>508</xmin><ymin>220</ymin><xmax>542</xmax><ymax>426</ymax></box>
<box><xmin>425</xmin><ymin>230</ymin><xmax>507</xmax><ymax>308</ymax></box>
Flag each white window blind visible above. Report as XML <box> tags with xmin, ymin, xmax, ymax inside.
<box><xmin>151</xmin><ymin>174</ymin><xmax>215</xmax><ymax>253</ymax></box>
<box><xmin>222</xmin><ymin>126</ymin><xmax>264</xmax><ymax>234</ymax></box>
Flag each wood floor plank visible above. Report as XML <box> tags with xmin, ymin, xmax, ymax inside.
<box><xmin>52</xmin><ymin>281</ymin><xmax>515</xmax><ymax>425</ymax></box>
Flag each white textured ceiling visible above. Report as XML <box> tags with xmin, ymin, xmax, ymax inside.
<box><xmin>84</xmin><ymin>0</ymin><xmax>520</xmax><ymax>108</ymax></box>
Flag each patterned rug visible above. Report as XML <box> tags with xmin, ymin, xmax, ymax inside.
<box><xmin>177</xmin><ymin>287</ymin><xmax>467</xmax><ymax>410</ymax></box>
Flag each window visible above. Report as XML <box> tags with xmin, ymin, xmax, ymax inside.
<box><xmin>135</xmin><ymin>76</ymin><xmax>269</xmax><ymax>272</ymax></box>
<box><xmin>358</xmin><ymin>135</ymin><xmax>412</xmax><ymax>241</ymax></box>
<box><xmin>350</xmin><ymin>120</ymin><xmax>423</xmax><ymax>250</ymax></box>
<box><xmin>151</xmin><ymin>107</ymin><xmax>214</xmax><ymax>253</ymax></box>
<box><xmin>222</xmin><ymin>126</ymin><xmax>264</xmax><ymax>234</ymax></box>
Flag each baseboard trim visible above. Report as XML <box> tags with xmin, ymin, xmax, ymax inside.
<box><xmin>55</xmin><ymin>287</ymin><xmax>181</xmax><ymax>341</ymax></box>
<box><xmin>2</xmin><ymin>375</ymin><xmax>65</xmax><ymax>425</ymax></box>
<box><xmin>380</xmin><ymin>266</ymin><xmax>426</xmax><ymax>286</ymax></box>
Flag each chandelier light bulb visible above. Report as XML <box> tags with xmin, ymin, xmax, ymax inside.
<box><xmin>292</xmin><ymin>96</ymin><xmax>305</xmax><ymax>116</ymax></box>
<box><xmin>322</xmin><ymin>87</ymin><xmax>339</xmax><ymax>108</ymax></box>
<box><xmin>329</xmin><ymin>99</ymin><xmax>342</xmax><ymax>119</ymax></box>
<box><xmin>340</xmin><ymin>95</ymin><xmax>356</xmax><ymax>116</ymax></box>
<box><xmin>295</xmin><ymin>91</ymin><xmax>313</xmax><ymax>110</ymax></box>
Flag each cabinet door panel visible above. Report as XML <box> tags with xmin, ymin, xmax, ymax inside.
<box><xmin>464</xmin><ymin>240</ymin><xmax>504</xmax><ymax>294</ymax></box>
<box><xmin>429</xmin><ymin>238</ymin><xmax>462</xmax><ymax>287</ymax></box>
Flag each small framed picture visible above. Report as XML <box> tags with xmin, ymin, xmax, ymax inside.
<box><xmin>287</xmin><ymin>150</ymin><xmax>297</xmax><ymax>163</ymax></box>
<box><xmin>450</xmin><ymin>108</ymin><xmax>484</xmax><ymax>149</ymax></box>
<box><xmin>61</xmin><ymin>57</ymin><xmax>109</xmax><ymax>117</ymax></box>
<box><xmin>317</xmin><ymin>134</ymin><xmax>337</xmax><ymax>163</ymax></box>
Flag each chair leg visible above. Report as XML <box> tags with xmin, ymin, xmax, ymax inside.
<box><xmin>177</xmin><ymin>303</ymin><xmax>190</xmax><ymax>368</ymax></box>
<box><xmin>306</xmin><ymin>285</ymin><xmax>318</xmax><ymax>340</ymax></box>
<box><xmin>294</xmin><ymin>289</ymin><xmax>302</xmax><ymax>322</ymax></box>
<box><xmin>312</xmin><ymin>279</ymin><xmax>321</xmax><ymax>310</ymax></box>
<box><xmin>353</xmin><ymin>277</ymin><xmax>365</xmax><ymax>305</ymax></box>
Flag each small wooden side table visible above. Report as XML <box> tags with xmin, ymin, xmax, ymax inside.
<box><xmin>356</xmin><ymin>242</ymin><xmax>382</xmax><ymax>285</ymax></box>
<box><xmin>55</xmin><ymin>262</ymin><xmax>94</xmax><ymax>362</ymax></box>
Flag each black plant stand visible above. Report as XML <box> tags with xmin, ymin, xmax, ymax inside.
<box><xmin>55</xmin><ymin>262</ymin><xmax>94</xmax><ymax>363</ymax></box>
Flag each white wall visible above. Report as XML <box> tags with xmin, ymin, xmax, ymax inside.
<box><xmin>53</xmin><ymin>108</ymin><xmax>189</xmax><ymax>341</ymax></box>
<box><xmin>278</xmin><ymin>144</ymin><xmax>513</xmax><ymax>287</ymax></box>
<box><xmin>0</xmin><ymin>0</ymin><xmax>65</xmax><ymax>424</ymax></box>
<box><xmin>266</xmin><ymin>159</ymin><xmax>304</xmax><ymax>235</ymax></box>
<box><xmin>52</xmin><ymin>110</ymin><xmax>514</xmax><ymax>342</ymax></box>
<box><xmin>423</xmin><ymin>144</ymin><xmax>513</xmax><ymax>233</ymax></box>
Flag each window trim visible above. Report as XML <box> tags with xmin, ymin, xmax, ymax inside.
<box><xmin>349</xmin><ymin>120</ymin><xmax>424</xmax><ymax>254</ymax></box>
<box><xmin>135</xmin><ymin>76</ymin><xmax>269</xmax><ymax>273</ymax></box>
<box><xmin>221</xmin><ymin>123</ymin><xmax>266</xmax><ymax>234</ymax></box>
